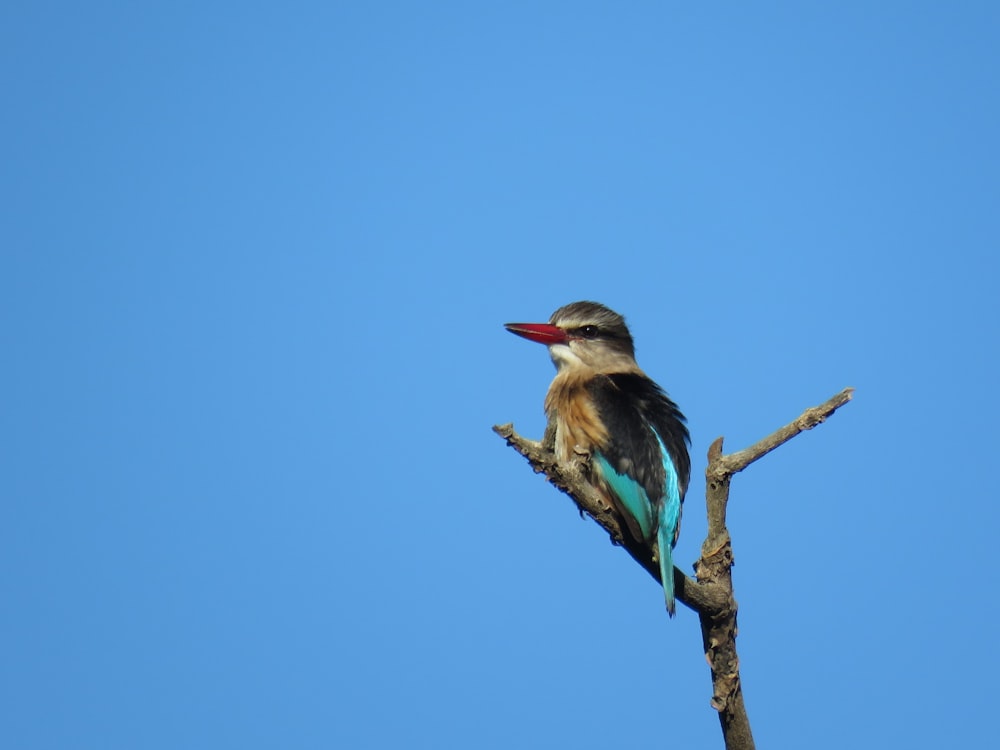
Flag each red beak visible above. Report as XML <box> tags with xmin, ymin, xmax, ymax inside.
<box><xmin>504</xmin><ymin>322</ymin><xmax>568</xmax><ymax>345</ymax></box>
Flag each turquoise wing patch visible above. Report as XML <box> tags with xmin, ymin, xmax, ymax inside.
<box><xmin>593</xmin><ymin>451</ymin><xmax>656</xmax><ymax>542</ymax></box>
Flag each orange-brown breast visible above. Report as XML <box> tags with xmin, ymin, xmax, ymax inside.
<box><xmin>544</xmin><ymin>370</ymin><xmax>609</xmax><ymax>463</ymax></box>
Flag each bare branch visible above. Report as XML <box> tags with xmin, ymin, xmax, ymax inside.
<box><xmin>494</xmin><ymin>387</ymin><xmax>853</xmax><ymax>750</ymax></box>
<box><xmin>697</xmin><ymin>387</ymin><xmax>852</xmax><ymax>750</ymax></box>
<box><xmin>713</xmin><ymin>387</ymin><xmax>854</xmax><ymax>477</ymax></box>
<box><xmin>492</xmin><ymin>422</ymin><xmax>728</xmax><ymax>614</ymax></box>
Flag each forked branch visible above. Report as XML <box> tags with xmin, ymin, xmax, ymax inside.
<box><xmin>494</xmin><ymin>387</ymin><xmax>853</xmax><ymax>750</ymax></box>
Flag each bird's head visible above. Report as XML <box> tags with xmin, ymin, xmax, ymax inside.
<box><xmin>505</xmin><ymin>301</ymin><xmax>639</xmax><ymax>373</ymax></box>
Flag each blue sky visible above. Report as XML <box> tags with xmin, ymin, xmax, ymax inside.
<box><xmin>2</xmin><ymin>3</ymin><xmax>998</xmax><ymax>748</ymax></box>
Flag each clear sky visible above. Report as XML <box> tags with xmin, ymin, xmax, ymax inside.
<box><xmin>2</xmin><ymin>3</ymin><xmax>998</xmax><ymax>748</ymax></box>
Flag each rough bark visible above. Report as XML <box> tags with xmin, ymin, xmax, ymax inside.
<box><xmin>494</xmin><ymin>387</ymin><xmax>854</xmax><ymax>750</ymax></box>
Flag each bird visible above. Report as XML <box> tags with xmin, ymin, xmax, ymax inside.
<box><xmin>505</xmin><ymin>301</ymin><xmax>690</xmax><ymax>616</ymax></box>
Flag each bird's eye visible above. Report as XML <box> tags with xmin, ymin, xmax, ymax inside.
<box><xmin>579</xmin><ymin>325</ymin><xmax>599</xmax><ymax>338</ymax></box>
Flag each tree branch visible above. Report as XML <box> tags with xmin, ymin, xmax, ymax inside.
<box><xmin>492</xmin><ymin>422</ymin><xmax>728</xmax><ymax>613</ymax></box>
<box><xmin>697</xmin><ymin>386</ymin><xmax>852</xmax><ymax>750</ymax></box>
<box><xmin>713</xmin><ymin>387</ymin><xmax>855</xmax><ymax>477</ymax></box>
<box><xmin>494</xmin><ymin>387</ymin><xmax>853</xmax><ymax>750</ymax></box>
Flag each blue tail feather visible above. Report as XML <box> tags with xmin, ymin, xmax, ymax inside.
<box><xmin>657</xmin><ymin>520</ymin><xmax>676</xmax><ymax>617</ymax></box>
<box><xmin>653</xmin><ymin>430</ymin><xmax>682</xmax><ymax>616</ymax></box>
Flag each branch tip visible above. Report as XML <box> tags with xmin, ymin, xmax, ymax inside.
<box><xmin>708</xmin><ymin>437</ymin><xmax>724</xmax><ymax>463</ymax></box>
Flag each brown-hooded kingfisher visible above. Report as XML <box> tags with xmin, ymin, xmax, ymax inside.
<box><xmin>505</xmin><ymin>301</ymin><xmax>691</xmax><ymax>616</ymax></box>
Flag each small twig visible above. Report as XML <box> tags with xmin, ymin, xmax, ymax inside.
<box><xmin>713</xmin><ymin>387</ymin><xmax>855</xmax><ymax>477</ymax></box>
